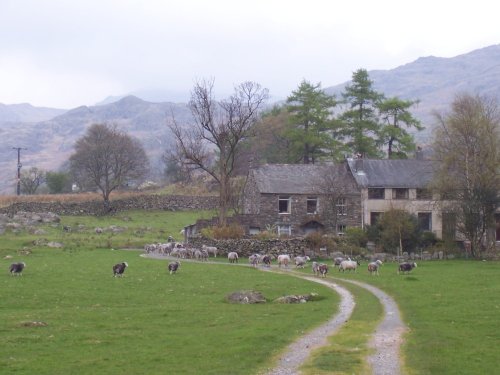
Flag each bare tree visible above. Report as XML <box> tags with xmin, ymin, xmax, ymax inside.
<box><xmin>432</xmin><ymin>94</ymin><xmax>500</xmax><ymax>257</ymax></box>
<box><xmin>169</xmin><ymin>79</ymin><xmax>268</xmax><ymax>226</ymax></box>
<box><xmin>20</xmin><ymin>167</ymin><xmax>45</xmax><ymax>195</ymax></box>
<box><xmin>70</xmin><ymin>124</ymin><xmax>149</xmax><ymax>209</ymax></box>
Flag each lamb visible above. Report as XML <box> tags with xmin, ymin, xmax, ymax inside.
<box><xmin>339</xmin><ymin>259</ymin><xmax>360</xmax><ymax>273</ymax></box>
<box><xmin>294</xmin><ymin>256</ymin><xmax>310</xmax><ymax>268</ymax></box>
<box><xmin>202</xmin><ymin>244</ymin><xmax>218</xmax><ymax>258</ymax></box>
<box><xmin>168</xmin><ymin>261</ymin><xmax>181</xmax><ymax>275</ymax></box>
<box><xmin>113</xmin><ymin>262</ymin><xmax>128</xmax><ymax>277</ymax></box>
<box><xmin>227</xmin><ymin>252</ymin><xmax>239</xmax><ymax>263</ymax></box>
<box><xmin>312</xmin><ymin>261</ymin><xmax>320</xmax><ymax>276</ymax></box>
<box><xmin>367</xmin><ymin>260</ymin><xmax>383</xmax><ymax>276</ymax></box>
<box><xmin>277</xmin><ymin>254</ymin><xmax>291</xmax><ymax>268</ymax></box>
<box><xmin>194</xmin><ymin>249</ymin><xmax>208</xmax><ymax>261</ymax></box>
<box><xmin>9</xmin><ymin>262</ymin><xmax>26</xmax><ymax>276</ymax></box>
<box><xmin>398</xmin><ymin>262</ymin><xmax>417</xmax><ymax>274</ymax></box>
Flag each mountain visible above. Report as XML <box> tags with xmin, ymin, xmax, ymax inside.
<box><xmin>0</xmin><ymin>96</ymin><xmax>192</xmax><ymax>194</ymax></box>
<box><xmin>0</xmin><ymin>103</ymin><xmax>67</xmax><ymax>123</ymax></box>
<box><xmin>325</xmin><ymin>44</ymin><xmax>500</xmax><ymax>142</ymax></box>
<box><xmin>1</xmin><ymin>44</ymin><xmax>500</xmax><ymax>194</ymax></box>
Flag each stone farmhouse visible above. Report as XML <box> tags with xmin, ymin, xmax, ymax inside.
<box><xmin>238</xmin><ymin>158</ymin><xmax>449</xmax><ymax>239</ymax></box>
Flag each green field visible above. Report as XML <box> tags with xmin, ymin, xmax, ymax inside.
<box><xmin>1</xmin><ymin>210</ymin><xmax>500</xmax><ymax>374</ymax></box>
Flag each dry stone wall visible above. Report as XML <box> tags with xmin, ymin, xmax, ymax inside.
<box><xmin>0</xmin><ymin>195</ymin><xmax>218</xmax><ymax>216</ymax></box>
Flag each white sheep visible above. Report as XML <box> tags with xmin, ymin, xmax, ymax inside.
<box><xmin>294</xmin><ymin>255</ymin><xmax>310</xmax><ymax>268</ymax></box>
<box><xmin>339</xmin><ymin>259</ymin><xmax>360</xmax><ymax>273</ymax></box>
<box><xmin>367</xmin><ymin>260</ymin><xmax>383</xmax><ymax>275</ymax></box>
<box><xmin>277</xmin><ymin>254</ymin><xmax>291</xmax><ymax>268</ymax></box>
<box><xmin>227</xmin><ymin>252</ymin><xmax>239</xmax><ymax>263</ymax></box>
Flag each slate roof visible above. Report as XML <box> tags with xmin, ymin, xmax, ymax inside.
<box><xmin>346</xmin><ymin>158</ymin><xmax>436</xmax><ymax>188</ymax></box>
<box><xmin>251</xmin><ymin>163</ymin><xmax>358</xmax><ymax>194</ymax></box>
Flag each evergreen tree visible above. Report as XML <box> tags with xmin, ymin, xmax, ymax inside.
<box><xmin>377</xmin><ymin>97</ymin><xmax>424</xmax><ymax>158</ymax></box>
<box><xmin>285</xmin><ymin>80</ymin><xmax>341</xmax><ymax>163</ymax></box>
<box><xmin>340</xmin><ymin>69</ymin><xmax>383</xmax><ymax>158</ymax></box>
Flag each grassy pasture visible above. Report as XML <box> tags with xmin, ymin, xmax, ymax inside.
<box><xmin>0</xmin><ymin>210</ymin><xmax>338</xmax><ymax>375</ymax></box>
<box><xmin>328</xmin><ymin>260</ymin><xmax>500</xmax><ymax>375</ymax></box>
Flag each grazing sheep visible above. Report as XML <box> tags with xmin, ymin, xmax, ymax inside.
<box><xmin>339</xmin><ymin>259</ymin><xmax>360</xmax><ymax>273</ymax></box>
<box><xmin>227</xmin><ymin>252</ymin><xmax>239</xmax><ymax>263</ymax></box>
<box><xmin>398</xmin><ymin>262</ymin><xmax>417</xmax><ymax>274</ymax></box>
<box><xmin>194</xmin><ymin>249</ymin><xmax>208</xmax><ymax>261</ymax></box>
<box><xmin>9</xmin><ymin>262</ymin><xmax>26</xmax><ymax>276</ymax></box>
<box><xmin>113</xmin><ymin>262</ymin><xmax>128</xmax><ymax>277</ymax></box>
<box><xmin>261</xmin><ymin>255</ymin><xmax>272</xmax><ymax>267</ymax></box>
<box><xmin>368</xmin><ymin>260</ymin><xmax>383</xmax><ymax>276</ymax></box>
<box><xmin>277</xmin><ymin>254</ymin><xmax>291</xmax><ymax>268</ymax></box>
<box><xmin>168</xmin><ymin>261</ymin><xmax>181</xmax><ymax>275</ymax></box>
<box><xmin>318</xmin><ymin>263</ymin><xmax>328</xmax><ymax>277</ymax></box>
<box><xmin>95</xmin><ymin>227</ymin><xmax>103</xmax><ymax>234</ymax></box>
<box><xmin>202</xmin><ymin>244</ymin><xmax>218</xmax><ymax>258</ymax></box>
<box><xmin>294</xmin><ymin>256</ymin><xmax>310</xmax><ymax>268</ymax></box>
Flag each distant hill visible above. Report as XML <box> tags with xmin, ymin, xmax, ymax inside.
<box><xmin>1</xmin><ymin>44</ymin><xmax>500</xmax><ymax>194</ymax></box>
<box><xmin>325</xmin><ymin>44</ymin><xmax>500</xmax><ymax>143</ymax></box>
<box><xmin>0</xmin><ymin>96</ymin><xmax>192</xmax><ymax>194</ymax></box>
<box><xmin>0</xmin><ymin>103</ymin><xmax>66</xmax><ymax>123</ymax></box>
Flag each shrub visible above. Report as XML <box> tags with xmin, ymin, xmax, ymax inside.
<box><xmin>202</xmin><ymin>224</ymin><xmax>244</xmax><ymax>240</ymax></box>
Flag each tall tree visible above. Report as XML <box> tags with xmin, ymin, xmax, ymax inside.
<box><xmin>432</xmin><ymin>93</ymin><xmax>500</xmax><ymax>257</ymax></box>
<box><xmin>340</xmin><ymin>69</ymin><xmax>383</xmax><ymax>158</ymax></box>
<box><xmin>20</xmin><ymin>167</ymin><xmax>45</xmax><ymax>195</ymax></box>
<box><xmin>285</xmin><ymin>80</ymin><xmax>341</xmax><ymax>163</ymax></box>
<box><xmin>377</xmin><ymin>97</ymin><xmax>424</xmax><ymax>158</ymax></box>
<box><xmin>70</xmin><ymin>124</ymin><xmax>149</xmax><ymax>208</ymax></box>
<box><xmin>169</xmin><ymin>79</ymin><xmax>268</xmax><ymax>226</ymax></box>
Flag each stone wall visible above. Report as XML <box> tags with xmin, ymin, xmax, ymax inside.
<box><xmin>187</xmin><ymin>237</ymin><xmax>316</xmax><ymax>258</ymax></box>
<box><xmin>0</xmin><ymin>195</ymin><xmax>219</xmax><ymax>216</ymax></box>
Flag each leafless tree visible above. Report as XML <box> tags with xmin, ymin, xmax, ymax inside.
<box><xmin>432</xmin><ymin>93</ymin><xmax>500</xmax><ymax>257</ymax></box>
<box><xmin>20</xmin><ymin>167</ymin><xmax>45</xmax><ymax>195</ymax></box>
<box><xmin>70</xmin><ymin>123</ymin><xmax>149</xmax><ymax>209</ymax></box>
<box><xmin>168</xmin><ymin>79</ymin><xmax>268</xmax><ymax>225</ymax></box>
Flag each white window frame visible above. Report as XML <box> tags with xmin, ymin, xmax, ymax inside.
<box><xmin>336</xmin><ymin>197</ymin><xmax>347</xmax><ymax>216</ymax></box>
<box><xmin>277</xmin><ymin>224</ymin><xmax>291</xmax><ymax>237</ymax></box>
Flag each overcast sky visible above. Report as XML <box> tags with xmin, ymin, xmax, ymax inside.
<box><xmin>1</xmin><ymin>0</ymin><xmax>499</xmax><ymax>109</ymax></box>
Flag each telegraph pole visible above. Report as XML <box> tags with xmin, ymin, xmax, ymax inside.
<box><xmin>12</xmin><ymin>147</ymin><xmax>27</xmax><ymax>196</ymax></box>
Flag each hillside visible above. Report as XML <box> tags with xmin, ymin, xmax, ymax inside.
<box><xmin>325</xmin><ymin>44</ymin><xmax>500</xmax><ymax>142</ymax></box>
<box><xmin>1</xmin><ymin>44</ymin><xmax>500</xmax><ymax>194</ymax></box>
<box><xmin>0</xmin><ymin>96</ymin><xmax>192</xmax><ymax>194</ymax></box>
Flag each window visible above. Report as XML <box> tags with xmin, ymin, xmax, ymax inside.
<box><xmin>392</xmin><ymin>188</ymin><xmax>409</xmax><ymax>200</ymax></box>
<box><xmin>278</xmin><ymin>196</ymin><xmax>291</xmax><ymax>214</ymax></box>
<box><xmin>368</xmin><ymin>188</ymin><xmax>385</xmax><ymax>199</ymax></box>
<box><xmin>277</xmin><ymin>224</ymin><xmax>291</xmax><ymax>237</ymax></box>
<box><xmin>442</xmin><ymin>212</ymin><xmax>456</xmax><ymax>241</ymax></box>
<box><xmin>416</xmin><ymin>188</ymin><xmax>432</xmax><ymax>200</ymax></box>
<box><xmin>337</xmin><ymin>224</ymin><xmax>346</xmax><ymax>236</ymax></box>
<box><xmin>249</xmin><ymin>227</ymin><xmax>261</xmax><ymax>235</ymax></box>
<box><xmin>418</xmin><ymin>212</ymin><xmax>432</xmax><ymax>231</ymax></box>
<box><xmin>370</xmin><ymin>212</ymin><xmax>383</xmax><ymax>226</ymax></box>
<box><xmin>336</xmin><ymin>197</ymin><xmax>347</xmax><ymax>216</ymax></box>
<box><xmin>307</xmin><ymin>197</ymin><xmax>318</xmax><ymax>214</ymax></box>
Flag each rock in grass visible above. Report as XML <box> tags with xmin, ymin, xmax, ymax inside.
<box><xmin>226</xmin><ymin>290</ymin><xmax>266</xmax><ymax>304</ymax></box>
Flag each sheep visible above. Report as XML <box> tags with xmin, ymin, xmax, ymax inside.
<box><xmin>113</xmin><ymin>262</ymin><xmax>128</xmax><ymax>277</ymax></box>
<box><xmin>339</xmin><ymin>259</ymin><xmax>360</xmax><ymax>273</ymax></box>
<box><xmin>277</xmin><ymin>254</ymin><xmax>291</xmax><ymax>268</ymax></box>
<box><xmin>249</xmin><ymin>254</ymin><xmax>261</xmax><ymax>267</ymax></box>
<box><xmin>333</xmin><ymin>257</ymin><xmax>345</xmax><ymax>267</ymax></box>
<box><xmin>312</xmin><ymin>261</ymin><xmax>320</xmax><ymax>276</ymax></box>
<box><xmin>294</xmin><ymin>256</ymin><xmax>311</xmax><ymax>268</ymax></box>
<box><xmin>318</xmin><ymin>263</ymin><xmax>329</xmax><ymax>277</ymax></box>
<box><xmin>194</xmin><ymin>249</ymin><xmax>208</xmax><ymax>261</ymax></box>
<box><xmin>202</xmin><ymin>244</ymin><xmax>218</xmax><ymax>258</ymax></box>
<box><xmin>227</xmin><ymin>252</ymin><xmax>239</xmax><ymax>263</ymax></box>
<box><xmin>9</xmin><ymin>262</ymin><xmax>26</xmax><ymax>276</ymax></box>
<box><xmin>168</xmin><ymin>261</ymin><xmax>181</xmax><ymax>275</ymax></box>
<box><xmin>398</xmin><ymin>262</ymin><xmax>417</xmax><ymax>274</ymax></box>
<box><xmin>367</xmin><ymin>260</ymin><xmax>383</xmax><ymax>276</ymax></box>
<box><xmin>261</xmin><ymin>255</ymin><xmax>272</xmax><ymax>267</ymax></box>
<box><xmin>95</xmin><ymin>227</ymin><xmax>103</xmax><ymax>234</ymax></box>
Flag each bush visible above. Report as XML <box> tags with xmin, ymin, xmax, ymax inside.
<box><xmin>201</xmin><ymin>224</ymin><xmax>244</xmax><ymax>240</ymax></box>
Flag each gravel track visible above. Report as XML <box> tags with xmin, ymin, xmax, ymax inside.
<box><xmin>140</xmin><ymin>253</ymin><xmax>407</xmax><ymax>374</ymax></box>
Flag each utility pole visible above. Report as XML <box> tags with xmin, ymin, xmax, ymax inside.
<box><xmin>12</xmin><ymin>147</ymin><xmax>27</xmax><ymax>196</ymax></box>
